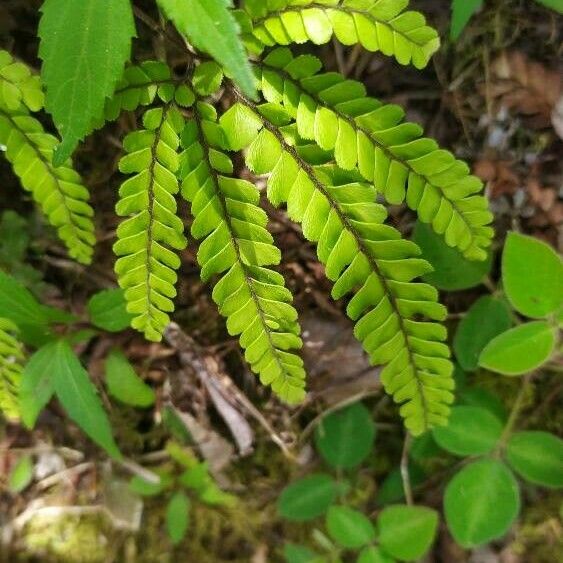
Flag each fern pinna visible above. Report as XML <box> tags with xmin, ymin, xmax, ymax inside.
<box><xmin>0</xmin><ymin>318</ymin><xmax>24</xmax><ymax>422</ymax></box>
<box><xmin>0</xmin><ymin>0</ymin><xmax>495</xmax><ymax>434</ymax></box>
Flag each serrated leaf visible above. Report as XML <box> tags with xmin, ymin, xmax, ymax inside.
<box><xmin>454</xmin><ymin>296</ymin><xmax>512</xmax><ymax>371</ymax></box>
<box><xmin>326</xmin><ymin>506</ymin><xmax>376</xmax><ymax>549</ymax></box>
<box><xmin>502</xmin><ymin>232</ymin><xmax>563</xmax><ymax>319</ymax></box>
<box><xmin>104</xmin><ymin>349</ymin><xmax>155</xmax><ymax>408</ymax></box>
<box><xmin>377</xmin><ymin>504</ymin><xmax>438</xmax><ymax>561</ymax></box>
<box><xmin>166</xmin><ymin>491</ymin><xmax>190</xmax><ymax>545</ymax></box>
<box><xmin>479</xmin><ymin>321</ymin><xmax>556</xmax><ymax>376</ymax></box>
<box><xmin>51</xmin><ymin>340</ymin><xmax>121</xmax><ymax>459</ymax></box>
<box><xmin>444</xmin><ymin>459</ymin><xmax>520</xmax><ymax>547</ymax></box>
<box><xmin>277</xmin><ymin>474</ymin><xmax>338</xmax><ymax>521</ymax></box>
<box><xmin>157</xmin><ymin>0</ymin><xmax>256</xmax><ymax>98</ymax></box>
<box><xmin>38</xmin><ymin>0</ymin><xmax>135</xmax><ymax>164</ymax></box>
<box><xmin>412</xmin><ymin>221</ymin><xmax>491</xmax><ymax>291</ymax></box>
<box><xmin>8</xmin><ymin>455</ymin><xmax>34</xmax><ymax>493</ymax></box>
<box><xmin>506</xmin><ymin>431</ymin><xmax>563</xmax><ymax>488</ymax></box>
<box><xmin>314</xmin><ymin>402</ymin><xmax>375</xmax><ymax>469</ymax></box>
<box><xmin>87</xmin><ymin>289</ymin><xmax>134</xmax><ymax>333</ymax></box>
<box><xmin>432</xmin><ymin>405</ymin><xmax>503</xmax><ymax>456</ymax></box>
<box><xmin>450</xmin><ymin>0</ymin><xmax>483</xmax><ymax>40</ymax></box>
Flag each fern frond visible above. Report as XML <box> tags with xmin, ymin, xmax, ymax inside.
<box><xmin>243</xmin><ymin>0</ymin><xmax>440</xmax><ymax>69</ymax></box>
<box><xmin>0</xmin><ymin>50</ymin><xmax>44</xmax><ymax>112</ymax></box>
<box><xmin>0</xmin><ymin>317</ymin><xmax>24</xmax><ymax>421</ymax></box>
<box><xmin>253</xmin><ymin>48</ymin><xmax>493</xmax><ymax>260</ymax></box>
<box><xmin>221</xmin><ymin>101</ymin><xmax>454</xmax><ymax>434</ymax></box>
<box><xmin>179</xmin><ymin>101</ymin><xmax>306</xmax><ymax>403</ymax></box>
<box><xmin>0</xmin><ymin>110</ymin><xmax>95</xmax><ymax>264</ymax></box>
<box><xmin>114</xmin><ymin>104</ymin><xmax>188</xmax><ymax>342</ymax></box>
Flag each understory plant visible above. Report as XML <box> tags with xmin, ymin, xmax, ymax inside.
<box><xmin>0</xmin><ymin>0</ymin><xmax>495</xmax><ymax>438</ymax></box>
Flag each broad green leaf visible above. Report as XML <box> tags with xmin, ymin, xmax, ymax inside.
<box><xmin>432</xmin><ymin>406</ymin><xmax>503</xmax><ymax>456</ymax></box>
<box><xmin>20</xmin><ymin>343</ymin><xmax>57</xmax><ymax>428</ymax></box>
<box><xmin>38</xmin><ymin>0</ymin><xmax>135</xmax><ymax>164</ymax></box>
<box><xmin>156</xmin><ymin>0</ymin><xmax>256</xmax><ymax>98</ymax></box>
<box><xmin>506</xmin><ymin>431</ymin><xmax>563</xmax><ymax>488</ymax></box>
<box><xmin>283</xmin><ymin>543</ymin><xmax>319</xmax><ymax>563</ymax></box>
<box><xmin>166</xmin><ymin>491</ymin><xmax>190</xmax><ymax>545</ymax></box>
<box><xmin>87</xmin><ymin>289</ymin><xmax>134</xmax><ymax>332</ymax></box>
<box><xmin>502</xmin><ymin>232</ymin><xmax>563</xmax><ymax>319</ymax></box>
<box><xmin>444</xmin><ymin>459</ymin><xmax>520</xmax><ymax>547</ymax></box>
<box><xmin>51</xmin><ymin>340</ymin><xmax>121</xmax><ymax>459</ymax></box>
<box><xmin>458</xmin><ymin>387</ymin><xmax>508</xmax><ymax>422</ymax></box>
<box><xmin>377</xmin><ymin>505</ymin><xmax>438</xmax><ymax>561</ymax></box>
<box><xmin>8</xmin><ymin>455</ymin><xmax>34</xmax><ymax>493</ymax></box>
<box><xmin>325</xmin><ymin>506</ymin><xmax>376</xmax><ymax>549</ymax></box>
<box><xmin>454</xmin><ymin>296</ymin><xmax>512</xmax><ymax>371</ymax></box>
<box><xmin>412</xmin><ymin>222</ymin><xmax>492</xmax><ymax>291</ymax></box>
<box><xmin>277</xmin><ymin>474</ymin><xmax>338</xmax><ymax>521</ymax></box>
<box><xmin>533</xmin><ymin>0</ymin><xmax>563</xmax><ymax>14</ymax></box>
<box><xmin>104</xmin><ymin>350</ymin><xmax>155</xmax><ymax>408</ymax></box>
<box><xmin>315</xmin><ymin>402</ymin><xmax>375</xmax><ymax>469</ymax></box>
<box><xmin>450</xmin><ymin>0</ymin><xmax>483</xmax><ymax>40</ymax></box>
<box><xmin>357</xmin><ymin>546</ymin><xmax>395</xmax><ymax>563</ymax></box>
<box><xmin>479</xmin><ymin>321</ymin><xmax>556</xmax><ymax>376</ymax></box>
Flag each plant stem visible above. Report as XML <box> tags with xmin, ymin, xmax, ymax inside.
<box><xmin>400</xmin><ymin>433</ymin><xmax>414</xmax><ymax>506</ymax></box>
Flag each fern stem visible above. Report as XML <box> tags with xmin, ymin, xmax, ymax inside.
<box><xmin>400</xmin><ymin>432</ymin><xmax>414</xmax><ymax>505</ymax></box>
<box><xmin>235</xmin><ymin>91</ymin><xmax>431</xmax><ymax>430</ymax></box>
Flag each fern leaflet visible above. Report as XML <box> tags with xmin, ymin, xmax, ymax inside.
<box><xmin>221</xmin><ymin>101</ymin><xmax>454</xmax><ymax>434</ymax></box>
<box><xmin>0</xmin><ymin>50</ymin><xmax>44</xmax><ymax>112</ymax></box>
<box><xmin>179</xmin><ymin>100</ymin><xmax>306</xmax><ymax>403</ymax></box>
<box><xmin>113</xmin><ymin>103</ymin><xmax>188</xmax><ymax>342</ymax></box>
<box><xmin>242</xmin><ymin>0</ymin><xmax>440</xmax><ymax>69</ymax></box>
<box><xmin>254</xmin><ymin>47</ymin><xmax>493</xmax><ymax>260</ymax></box>
<box><xmin>0</xmin><ymin>317</ymin><xmax>24</xmax><ymax>421</ymax></box>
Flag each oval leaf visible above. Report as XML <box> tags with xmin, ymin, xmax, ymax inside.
<box><xmin>357</xmin><ymin>546</ymin><xmax>395</xmax><ymax>563</ymax></box>
<box><xmin>412</xmin><ymin>221</ymin><xmax>492</xmax><ymax>291</ymax></box>
<box><xmin>506</xmin><ymin>431</ymin><xmax>563</xmax><ymax>488</ymax></box>
<box><xmin>87</xmin><ymin>289</ymin><xmax>134</xmax><ymax>332</ymax></box>
<box><xmin>444</xmin><ymin>459</ymin><xmax>520</xmax><ymax>547</ymax></box>
<box><xmin>377</xmin><ymin>504</ymin><xmax>438</xmax><ymax>561</ymax></box>
<box><xmin>479</xmin><ymin>321</ymin><xmax>556</xmax><ymax>376</ymax></box>
<box><xmin>105</xmin><ymin>350</ymin><xmax>155</xmax><ymax>408</ymax></box>
<box><xmin>9</xmin><ymin>455</ymin><xmax>34</xmax><ymax>493</ymax></box>
<box><xmin>326</xmin><ymin>506</ymin><xmax>376</xmax><ymax>549</ymax></box>
<box><xmin>315</xmin><ymin>402</ymin><xmax>376</xmax><ymax>469</ymax></box>
<box><xmin>166</xmin><ymin>491</ymin><xmax>190</xmax><ymax>545</ymax></box>
<box><xmin>277</xmin><ymin>474</ymin><xmax>338</xmax><ymax>522</ymax></box>
<box><xmin>502</xmin><ymin>232</ymin><xmax>563</xmax><ymax>319</ymax></box>
<box><xmin>432</xmin><ymin>405</ymin><xmax>503</xmax><ymax>456</ymax></box>
<box><xmin>454</xmin><ymin>296</ymin><xmax>513</xmax><ymax>371</ymax></box>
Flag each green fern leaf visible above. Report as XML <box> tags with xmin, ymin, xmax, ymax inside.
<box><xmin>244</xmin><ymin>0</ymin><xmax>440</xmax><ymax>69</ymax></box>
<box><xmin>179</xmin><ymin>101</ymin><xmax>306</xmax><ymax>403</ymax></box>
<box><xmin>253</xmin><ymin>47</ymin><xmax>493</xmax><ymax>260</ymax></box>
<box><xmin>0</xmin><ymin>110</ymin><xmax>95</xmax><ymax>264</ymax></box>
<box><xmin>221</xmin><ymin>101</ymin><xmax>454</xmax><ymax>434</ymax></box>
<box><xmin>0</xmin><ymin>318</ymin><xmax>24</xmax><ymax>421</ymax></box>
<box><xmin>0</xmin><ymin>50</ymin><xmax>44</xmax><ymax>112</ymax></box>
<box><xmin>114</xmin><ymin>104</ymin><xmax>188</xmax><ymax>342</ymax></box>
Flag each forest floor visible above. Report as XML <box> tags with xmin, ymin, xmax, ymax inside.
<box><xmin>0</xmin><ymin>0</ymin><xmax>561</xmax><ymax>561</ymax></box>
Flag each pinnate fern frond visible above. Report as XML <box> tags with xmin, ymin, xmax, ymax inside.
<box><xmin>114</xmin><ymin>104</ymin><xmax>188</xmax><ymax>342</ymax></box>
<box><xmin>0</xmin><ymin>318</ymin><xmax>24</xmax><ymax>421</ymax></box>
<box><xmin>221</xmin><ymin>101</ymin><xmax>454</xmax><ymax>434</ymax></box>
<box><xmin>243</xmin><ymin>0</ymin><xmax>440</xmax><ymax>69</ymax></box>
<box><xmin>254</xmin><ymin>48</ymin><xmax>493</xmax><ymax>260</ymax></box>
<box><xmin>179</xmin><ymin>101</ymin><xmax>306</xmax><ymax>403</ymax></box>
<box><xmin>0</xmin><ymin>50</ymin><xmax>44</xmax><ymax>112</ymax></box>
<box><xmin>0</xmin><ymin>111</ymin><xmax>95</xmax><ymax>264</ymax></box>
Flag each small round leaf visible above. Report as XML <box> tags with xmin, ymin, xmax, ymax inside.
<box><xmin>9</xmin><ymin>455</ymin><xmax>34</xmax><ymax>493</ymax></box>
<box><xmin>377</xmin><ymin>504</ymin><xmax>438</xmax><ymax>561</ymax></box>
<box><xmin>503</xmin><ymin>232</ymin><xmax>563</xmax><ymax>319</ymax></box>
<box><xmin>166</xmin><ymin>491</ymin><xmax>190</xmax><ymax>545</ymax></box>
<box><xmin>458</xmin><ymin>387</ymin><xmax>508</xmax><ymax>422</ymax></box>
<box><xmin>87</xmin><ymin>288</ymin><xmax>133</xmax><ymax>332</ymax></box>
<box><xmin>283</xmin><ymin>543</ymin><xmax>318</xmax><ymax>563</ymax></box>
<box><xmin>277</xmin><ymin>474</ymin><xmax>338</xmax><ymax>521</ymax></box>
<box><xmin>432</xmin><ymin>406</ymin><xmax>503</xmax><ymax>456</ymax></box>
<box><xmin>454</xmin><ymin>296</ymin><xmax>512</xmax><ymax>371</ymax></box>
<box><xmin>444</xmin><ymin>459</ymin><xmax>520</xmax><ymax>547</ymax></box>
<box><xmin>506</xmin><ymin>431</ymin><xmax>563</xmax><ymax>488</ymax></box>
<box><xmin>326</xmin><ymin>506</ymin><xmax>376</xmax><ymax>549</ymax></box>
<box><xmin>315</xmin><ymin>402</ymin><xmax>375</xmax><ymax>469</ymax></box>
<box><xmin>105</xmin><ymin>349</ymin><xmax>155</xmax><ymax>407</ymax></box>
<box><xmin>357</xmin><ymin>546</ymin><xmax>394</xmax><ymax>563</ymax></box>
<box><xmin>412</xmin><ymin>222</ymin><xmax>492</xmax><ymax>291</ymax></box>
<box><xmin>479</xmin><ymin>321</ymin><xmax>556</xmax><ymax>375</ymax></box>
